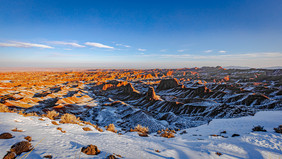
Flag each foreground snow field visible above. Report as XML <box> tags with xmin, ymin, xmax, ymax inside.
<box><xmin>0</xmin><ymin>111</ymin><xmax>281</xmax><ymax>159</ymax></box>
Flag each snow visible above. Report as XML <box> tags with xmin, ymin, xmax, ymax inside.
<box><xmin>0</xmin><ymin>111</ymin><xmax>282</xmax><ymax>159</ymax></box>
<box><xmin>0</xmin><ymin>80</ymin><xmax>11</xmax><ymax>83</ymax></box>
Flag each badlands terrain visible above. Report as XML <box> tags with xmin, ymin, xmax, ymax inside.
<box><xmin>0</xmin><ymin>66</ymin><xmax>281</xmax><ymax>158</ymax></box>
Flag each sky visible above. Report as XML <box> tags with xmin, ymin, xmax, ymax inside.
<box><xmin>0</xmin><ymin>0</ymin><xmax>281</xmax><ymax>68</ymax></box>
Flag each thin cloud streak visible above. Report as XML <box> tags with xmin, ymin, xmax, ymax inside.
<box><xmin>0</xmin><ymin>41</ymin><xmax>53</xmax><ymax>49</ymax></box>
<box><xmin>85</xmin><ymin>42</ymin><xmax>114</xmax><ymax>49</ymax></box>
<box><xmin>219</xmin><ymin>50</ymin><xmax>227</xmax><ymax>53</ymax></box>
<box><xmin>138</xmin><ymin>48</ymin><xmax>146</xmax><ymax>51</ymax></box>
<box><xmin>48</xmin><ymin>41</ymin><xmax>85</xmax><ymax>48</ymax></box>
<box><xmin>204</xmin><ymin>50</ymin><xmax>213</xmax><ymax>53</ymax></box>
<box><xmin>116</xmin><ymin>43</ymin><xmax>131</xmax><ymax>48</ymax></box>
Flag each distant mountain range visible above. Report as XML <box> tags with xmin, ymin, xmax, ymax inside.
<box><xmin>224</xmin><ymin>66</ymin><xmax>282</xmax><ymax>69</ymax></box>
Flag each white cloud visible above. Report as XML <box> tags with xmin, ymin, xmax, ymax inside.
<box><xmin>160</xmin><ymin>49</ymin><xmax>167</xmax><ymax>52</ymax></box>
<box><xmin>116</xmin><ymin>43</ymin><xmax>131</xmax><ymax>48</ymax></box>
<box><xmin>63</xmin><ymin>48</ymin><xmax>72</xmax><ymax>50</ymax></box>
<box><xmin>49</xmin><ymin>41</ymin><xmax>85</xmax><ymax>48</ymax></box>
<box><xmin>138</xmin><ymin>48</ymin><xmax>146</xmax><ymax>51</ymax></box>
<box><xmin>219</xmin><ymin>50</ymin><xmax>227</xmax><ymax>53</ymax></box>
<box><xmin>85</xmin><ymin>42</ymin><xmax>114</xmax><ymax>49</ymax></box>
<box><xmin>0</xmin><ymin>41</ymin><xmax>53</xmax><ymax>49</ymax></box>
<box><xmin>204</xmin><ymin>49</ymin><xmax>213</xmax><ymax>53</ymax></box>
<box><xmin>177</xmin><ymin>50</ymin><xmax>185</xmax><ymax>52</ymax></box>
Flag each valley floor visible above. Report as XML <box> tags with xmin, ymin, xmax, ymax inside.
<box><xmin>0</xmin><ymin>111</ymin><xmax>281</xmax><ymax>159</ymax></box>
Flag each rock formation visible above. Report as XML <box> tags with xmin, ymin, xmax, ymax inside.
<box><xmin>122</xmin><ymin>83</ymin><xmax>139</xmax><ymax>94</ymax></box>
<box><xmin>145</xmin><ymin>87</ymin><xmax>160</xmax><ymax>101</ymax></box>
<box><xmin>157</xmin><ymin>78</ymin><xmax>179</xmax><ymax>90</ymax></box>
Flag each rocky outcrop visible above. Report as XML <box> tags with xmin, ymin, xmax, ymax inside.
<box><xmin>178</xmin><ymin>86</ymin><xmax>212</xmax><ymax>98</ymax></box>
<box><xmin>147</xmin><ymin>101</ymin><xmax>207</xmax><ymax>115</ymax></box>
<box><xmin>122</xmin><ymin>83</ymin><xmax>139</xmax><ymax>94</ymax></box>
<box><xmin>145</xmin><ymin>87</ymin><xmax>160</xmax><ymax>101</ymax></box>
<box><xmin>157</xmin><ymin>78</ymin><xmax>179</xmax><ymax>90</ymax></box>
<box><xmin>233</xmin><ymin>93</ymin><xmax>270</xmax><ymax>106</ymax></box>
<box><xmin>118</xmin><ymin>83</ymin><xmax>141</xmax><ymax>100</ymax></box>
<box><xmin>199</xmin><ymin>104</ymin><xmax>256</xmax><ymax>118</ymax></box>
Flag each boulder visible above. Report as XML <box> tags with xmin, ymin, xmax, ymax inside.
<box><xmin>81</xmin><ymin>144</ymin><xmax>100</xmax><ymax>155</ymax></box>
<box><xmin>0</xmin><ymin>132</ymin><xmax>13</xmax><ymax>139</ymax></box>
<box><xmin>274</xmin><ymin>125</ymin><xmax>282</xmax><ymax>134</ymax></box>
<box><xmin>10</xmin><ymin>141</ymin><xmax>32</xmax><ymax>155</ymax></box>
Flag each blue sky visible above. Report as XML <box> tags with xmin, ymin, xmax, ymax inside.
<box><xmin>0</xmin><ymin>0</ymin><xmax>281</xmax><ymax>68</ymax></box>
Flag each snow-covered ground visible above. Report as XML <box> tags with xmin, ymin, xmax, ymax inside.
<box><xmin>0</xmin><ymin>111</ymin><xmax>281</xmax><ymax>159</ymax></box>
